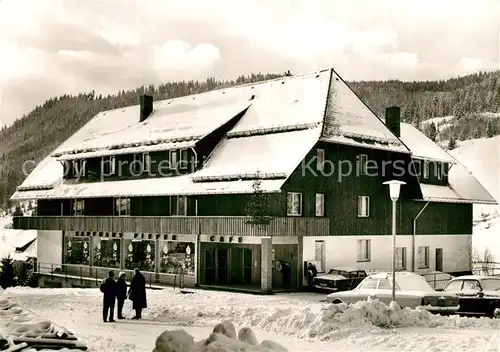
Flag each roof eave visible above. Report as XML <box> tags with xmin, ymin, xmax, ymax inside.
<box><xmin>415</xmin><ymin>197</ymin><xmax>498</xmax><ymax>205</ymax></box>
<box><xmin>319</xmin><ymin>137</ymin><xmax>411</xmax><ymax>154</ymax></box>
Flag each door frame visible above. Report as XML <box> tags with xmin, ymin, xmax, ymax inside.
<box><xmin>435</xmin><ymin>248</ymin><xmax>443</xmax><ymax>272</ymax></box>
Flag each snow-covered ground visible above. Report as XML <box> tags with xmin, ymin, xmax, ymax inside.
<box><xmin>2</xmin><ymin>287</ymin><xmax>500</xmax><ymax>352</ymax></box>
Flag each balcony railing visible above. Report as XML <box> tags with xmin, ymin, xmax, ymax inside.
<box><xmin>13</xmin><ymin>216</ymin><xmax>329</xmax><ymax>237</ymax></box>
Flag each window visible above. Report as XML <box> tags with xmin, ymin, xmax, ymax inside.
<box><xmin>132</xmin><ymin>153</ymin><xmax>150</xmax><ymax>174</ymax></box>
<box><xmin>73</xmin><ymin>199</ymin><xmax>85</xmax><ymax>215</ymax></box>
<box><xmin>72</xmin><ymin>160</ymin><xmax>86</xmax><ymax>178</ymax></box>
<box><xmin>436</xmin><ymin>163</ymin><xmax>444</xmax><ymax>180</ymax></box>
<box><xmin>171</xmin><ymin>196</ymin><xmax>187</xmax><ymax>216</ymax></box>
<box><xmin>159</xmin><ymin>241</ymin><xmax>195</xmax><ymax>276</ymax></box>
<box><xmin>101</xmin><ymin>156</ymin><xmax>116</xmax><ymax>175</ymax></box>
<box><xmin>359</xmin><ymin>277</ymin><xmax>378</xmax><ymax>289</ymax></box>
<box><xmin>418</xmin><ymin>246</ymin><xmax>430</xmax><ymax>268</ymax></box>
<box><xmin>169</xmin><ymin>150</ymin><xmax>178</xmax><ymax>169</ymax></box>
<box><xmin>396</xmin><ymin>247</ymin><xmax>407</xmax><ymax>270</ymax></box>
<box><xmin>462</xmin><ymin>280</ymin><xmax>481</xmax><ymax>291</ymax></box>
<box><xmin>64</xmin><ymin>237</ymin><xmax>90</xmax><ymax>265</ymax></box>
<box><xmin>443</xmin><ymin>280</ymin><xmax>463</xmax><ymax>292</ymax></box>
<box><xmin>314</xmin><ymin>240</ymin><xmax>325</xmax><ymax>272</ymax></box>
<box><xmin>315</xmin><ymin>193</ymin><xmax>324</xmax><ymax>216</ymax></box>
<box><xmin>124</xmin><ymin>240</ymin><xmax>156</xmax><ymax>272</ymax></box>
<box><xmin>92</xmin><ymin>238</ymin><xmax>120</xmax><ymax>268</ymax></box>
<box><xmin>286</xmin><ymin>192</ymin><xmax>302</xmax><ymax>216</ymax></box>
<box><xmin>357</xmin><ymin>239</ymin><xmax>371</xmax><ymax>262</ymax></box>
<box><xmin>423</xmin><ymin>161</ymin><xmax>429</xmax><ymax>179</ymax></box>
<box><xmin>115</xmin><ymin>197</ymin><xmax>130</xmax><ymax>216</ymax></box>
<box><xmin>359</xmin><ymin>154</ymin><xmax>368</xmax><ymax>175</ymax></box>
<box><xmin>378</xmin><ymin>279</ymin><xmax>392</xmax><ymax>290</ymax></box>
<box><xmin>179</xmin><ymin>149</ymin><xmax>189</xmax><ymax>169</ymax></box>
<box><xmin>142</xmin><ymin>153</ymin><xmax>151</xmax><ymax>172</ymax></box>
<box><xmin>316</xmin><ymin>149</ymin><xmax>325</xmax><ymax>171</ymax></box>
<box><xmin>357</xmin><ymin>196</ymin><xmax>370</xmax><ymax>217</ymax></box>
<box><xmin>412</xmin><ymin>160</ymin><xmax>421</xmax><ymax>177</ymax></box>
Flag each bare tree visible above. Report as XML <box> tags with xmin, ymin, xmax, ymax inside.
<box><xmin>462</xmin><ymin>237</ymin><xmax>496</xmax><ymax>275</ymax></box>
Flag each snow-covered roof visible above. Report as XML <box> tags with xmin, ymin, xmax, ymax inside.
<box><xmin>192</xmin><ymin>127</ymin><xmax>321</xmax><ymax>181</ymax></box>
<box><xmin>320</xmin><ymin>70</ymin><xmax>409</xmax><ymax>154</ymax></box>
<box><xmin>13</xmin><ymin>68</ymin><xmax>432</xmax><ymax>200</ymax></box>
<box><xmin>11</xmin><ymin>177</ymin><xmax>285</xmax><ymax>199</ymax></box>
<box><xmin>399</xmin><ymin>123</ymin><xmax>497</xmax><ymax>205</ymax></box>
<box><xmin>449</xmin><ymin>137</ymin><xmax>500</xmax><ymax>205</ymax></box>
<box><xmin>399</xmin><ymin>123</ymin><xmax>456</xmax><ymax>163</ymax></box>
<box><xmin>0</xmin><ymin>229</ymin><xmax>37</xmax><ymax>260</ymax></box>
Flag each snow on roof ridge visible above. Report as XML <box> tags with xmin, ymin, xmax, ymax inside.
<box><xmin>191</xmin><ymin>172</ymin><xmax>287</xmax><ymax>183</ymax></box>
<box><xmin>95</xmin><ymin>69</ymin><xmax>330</xmax><ymax>116</ymax></box>
<box><xmin>226</xmin><ymin>122</ymin><xmax>320</xmax><ymax>138</ymax></box>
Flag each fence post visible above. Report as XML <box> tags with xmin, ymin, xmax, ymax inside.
<box><xmin>51</xmin><ymin>264</ymin><xmax>54</xmax><ymax>279</ymax></box>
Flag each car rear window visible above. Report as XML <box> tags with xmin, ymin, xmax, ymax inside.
<box><xmin>480</xmin><ymin>279</ymin><xmax>500</xmax><ymax>291</ymax></box>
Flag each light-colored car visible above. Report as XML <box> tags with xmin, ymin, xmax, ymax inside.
<box><xmin>326</xmin><ymin>271</ymin><xmax>460</xmax><ymax>314</ymax></box>
<box><xmin>442</xmin><ymin>275</ymin><xmax>500</xmax><ymax>317</ymax></box>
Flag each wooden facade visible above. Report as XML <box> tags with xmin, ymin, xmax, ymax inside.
<box><xmin>13</xmin><ymin>216</ymin><xmax>329</xmax><ymax>237</ymax></box>
<box><xmin>14</xmin><ymin>131</ymin><xmax>474</xmax><ymax>293</ymax></box>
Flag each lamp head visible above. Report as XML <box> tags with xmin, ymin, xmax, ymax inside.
<box><xmin>383</xmin><ymin>180</ymin><xmax>406</xmax><ymax>201</ymax></box>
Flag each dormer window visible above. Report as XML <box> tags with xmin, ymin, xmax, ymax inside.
<box><xmin>422</xmin><ymin>161</ymin><xmax>430</xmax><ymax>179</ymax></box>
<box><xmin>72</xmin><ymin>160</ymin><xmax>86</xmax><ymax>178</ymax></box>
<box><xmin>436</xmin><ymin>163</ymin><xmax>444</xmax><ymax>180</ymax></box>
<box><xmin>132</xmin><ymin>153</ymin><xmax>150</xmax><ymax>174</ymax></box>
<box><xmin>179</xmin><ymin>149</ymin><xmax>189</xmax><ymax>169</ymax></box>
<box><xmin>102</xmin><ymin>156</ymin><xmax>116</xmax><ymax>176</ymax></box>
<box><xmin>169</xmin><ymin>150</ymin><xmax>178</xmax><ymax>170</ymax></box>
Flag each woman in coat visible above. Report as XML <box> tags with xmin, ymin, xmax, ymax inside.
<box><xmin>116</xmin><ymin>272</ymin><xmax>128</xmax><ymax>319</ymax></box>
<box><xmin>128</xmin><ymin>268</ymin><xmax>147</xmax><ymax>319</ymax></box>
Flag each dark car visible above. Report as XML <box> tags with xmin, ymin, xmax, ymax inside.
<box><xmin>313</xmin><ymin>267</ymin><xmax>367</xmax><ymax>293</ymax></box>
<box><xmin>442</xmin><ymin>275</ymin><xmax>500</xmax><ymax>318</ymax></box>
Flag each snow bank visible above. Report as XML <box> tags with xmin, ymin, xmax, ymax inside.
<box><xmin>146</xmin><ymin>290</ymin><xmax>500</xmax><ymax>343</ymax></box>
<box><xmin>153</xmin><ymin>320</ymin><xmax>288</xmax><ymax>351</ymax></box>
<box><xmin>0</xmin><ymin>297</ymin><xmax>88</xmax><ymax>351</ymax></box>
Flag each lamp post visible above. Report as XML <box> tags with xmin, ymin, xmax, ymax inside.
<box><xmin>383</xmin><ymin>180</ymin><xmax>406</xmax><ymax>303</ymax></box>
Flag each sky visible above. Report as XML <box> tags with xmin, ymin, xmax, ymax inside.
<box><xmin>0</xmin><ymin>0</ymin><xmax>499</xmax><ymax>127</ymax></box>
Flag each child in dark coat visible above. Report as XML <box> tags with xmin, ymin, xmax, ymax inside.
<box><xmin>116</xmin><ymin>271</ymin><xmax>128</xmax><ymax>319</ymax></box>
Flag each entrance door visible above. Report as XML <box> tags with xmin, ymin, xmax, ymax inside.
<box><xmin>242</xmin><ymin>248</ymin><xmax>252</xmax><ymax>285</ymax></box>
<box><xmin>204</xmin><ymin>249</ymin><xmax>216</xmax><ymax>285</ymax></box>
<box><xmin>435</xmin><ymin>248</ymin><xmax>443</xmax><ymax>272</ymax></box>
<box><xmin>217</xmin><ymin>249</ymin><xmax>228</xmax><ymax>285</ymax></box>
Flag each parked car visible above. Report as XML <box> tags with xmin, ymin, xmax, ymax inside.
<box><xmin>326</xmin><ymin>271</ymin><xmax>460</xmax><ymax>314</ymax></box>
<box><xmin>312</xmin><ymin>267</ymin><xmax>367</xmax><ymax>292</ymax></box>
<box><xmin>441</xmin><ymin>275</ymin><xmax>500</xmax><ymax>318</ymax></box>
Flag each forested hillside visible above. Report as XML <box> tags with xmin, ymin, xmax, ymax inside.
<box><xmin>1</xmin><ymin>69</ymin><xmax>500</xmax><ymax>208</ymax></box>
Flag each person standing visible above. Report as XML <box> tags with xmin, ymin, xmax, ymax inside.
<box><xmin>116</xmin><ymin>271</ymin><xmax>128</xmax><ymax>320</ymax></box>
<box><xmin>100</xmin><ymin>270</ymin><xmax>117</xmax><ymax>322</ymax></box>
<box><xmin>128</xmin><ymin>268</ymin><xmax>147</xmax><ymax>319</ymax></box>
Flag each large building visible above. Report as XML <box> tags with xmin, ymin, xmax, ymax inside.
<box><xmin>11</xmin><ymin>68</ymin><xmax>496</xmax><ymax>293</ymax></box>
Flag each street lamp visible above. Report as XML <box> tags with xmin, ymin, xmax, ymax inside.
<box><xmin>383</xmin><ymin>180</ymin><xmax>406</xmax><ymax>303</ymax></box>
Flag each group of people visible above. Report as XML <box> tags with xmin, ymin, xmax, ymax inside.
<box><xmin>100</xmin><ymin>268</ymin><xmax>148</xmax><ymax>322</ymax></box>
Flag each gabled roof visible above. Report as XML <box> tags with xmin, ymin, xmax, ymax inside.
<box><xmin>448</xmin><ymin>136</ymin><xmax>500</xmax><ymax>205</ymax></box>
<box><xmin>320</xmin><ymin>69</ymin><xmax>409</xmax><ymax>154</ymax></box>
<box><xmin>13</xmin><ymin>68</ymin><xmax>418</xmax><ymax>200</ymax></box>
<box><xmin>399</xmin><ymin>123</ymin><xmax>497</xmax><ymax>205</ymax></box>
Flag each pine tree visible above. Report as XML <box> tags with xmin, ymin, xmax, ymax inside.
<box><xmin>447</xmin><ymin>136</ymin><xmax>457</xmax><ymax>150</ymax></box>
<box><xmin>13</xmin><ymin>204</ymin><xmax>23</xmax><ymax>216</ymax></box>
<box><xmin>245</xmin><ymin>171</ymin><xmax>273</xmax><ymax>230</ymax></box>
<box><xmin>427</xmin><ymin>122</ymin><xmax>438</xmax><ymax>142</ymax></box>
<box><xmin>486</xmin><ymin>120</ymin><xmax>497</xmax><ymax>138</ymax></box>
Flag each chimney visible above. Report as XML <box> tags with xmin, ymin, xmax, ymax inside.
<box><xmin>385</xmin><ymin>106</ymin><xmax>401</xmax><ymax>137</ymax></box>
<box><xmin>139</xmin><ymin>94</ymin><xmax>153</xmax><ymax>122</ymax></box>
